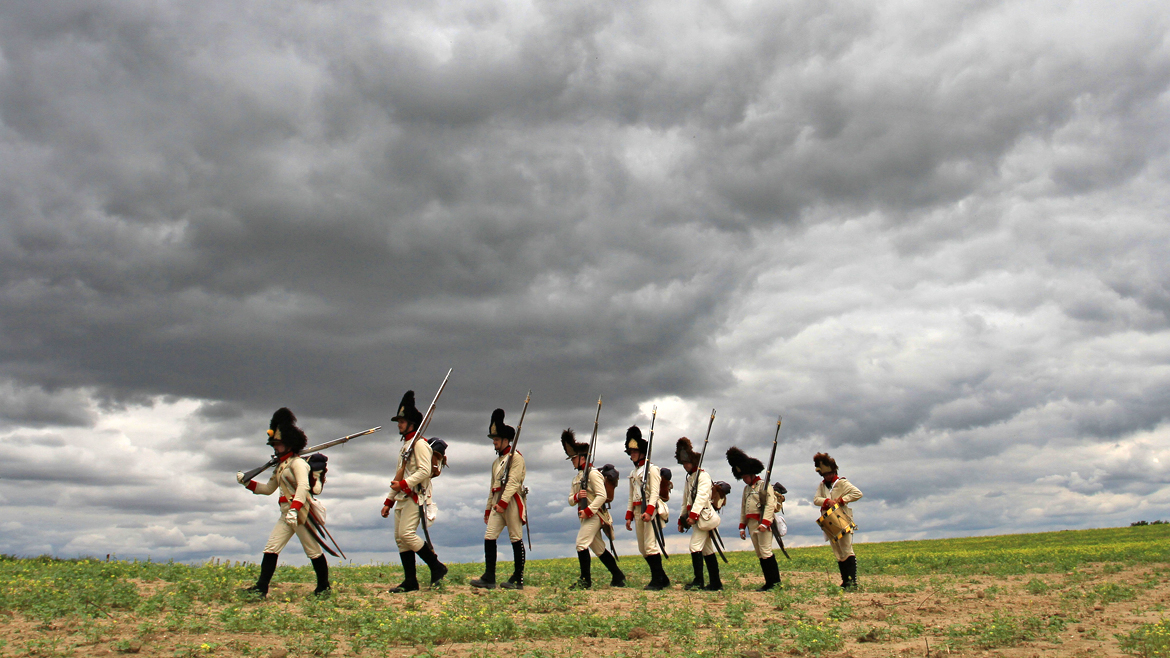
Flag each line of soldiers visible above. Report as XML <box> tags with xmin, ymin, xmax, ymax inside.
<box><xmin>236</xmin><ymin>393</ymin><xmax>863</xmax><ymax>597</ymax></box>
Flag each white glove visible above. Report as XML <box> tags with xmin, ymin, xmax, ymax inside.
<box><xmin>236</xmin><ymin>472</ymin><xmax>247</xmax><ymax>485</ymax></box>
<box><xmin>285</xmin><ymin>508</ymin><xmax>298</xmax><ymax>527</ymax></box>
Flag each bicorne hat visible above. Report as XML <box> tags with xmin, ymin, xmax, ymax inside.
<box><xmin>391</xmin><ymin>391</ymin><xmax>423</xmax><ymax>430</ymax></box>
<box><xmin>561</xmin><ymin>428</ymin><xmax>589</xmax><ymax>459</ymax></box>
<box><xmin>726</xmin><ymin>446</ymin><xmax>764</xmax><ymax>479</ymax></box>
<box><xmin>623</xmin><ymin>426</ymin><xmax>647</xmax><ymax>454</ymax></box>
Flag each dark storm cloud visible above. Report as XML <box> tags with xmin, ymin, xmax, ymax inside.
<box><xmin>2</xmin><ymin>0</ymin><xmax>1170</xmax><ymax>562</ymax></box>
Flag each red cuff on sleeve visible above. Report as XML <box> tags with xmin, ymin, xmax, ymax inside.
<box><xmin>760</xmin><ymin>520</ymin><xmax>771</xmax><ymax>530</ymax></box>
<box><xmin>583</xmin><ymin>507</ymin><xmax>594</xmax><ymax>518</ymax></box>
<box><xmin>397</xmin><ymin>480</ymin><xmax>409</xmax><ymax>492</ymax></box>
<box><xmin>739</xmin><ymin>523</ymin><xmax>746</xmax><ymax>531</ymax></box>
<box><xmin>289</xmin><ymin>500</ymin><xmax>303</xmax><ymax>511</ymax></box>
<box><xmin>625</xmin><ymin>510</ymin><xmax>634</xmax><ymax>522</ymax></box>
<box><xmin>384</xmin><ymin>498</ymin><xmax>393</xmax><ymax>507</ymax></box>
<box><xmin>497</xmin><ymin>499</ymin><xmax>509</xmax><ymax>510</ymax></box>
<box><xmin>688</xmin><ymin>511</ymin><xmax>699</xmax><ymax>522</ymax></box>
<box><xmin>645</xmin><ymin>505</ymin><xmax>656</xmax><ymax>516</ymax></box>
<box><xmin>246</xmin><ymin>480</ymin><xmax>257</xmax><ymax>492</ymax></box>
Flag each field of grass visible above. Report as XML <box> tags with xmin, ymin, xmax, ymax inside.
<box><xmin>3</xmin><ymin>524</ymin><xmax>1170</xmax><ymax>657</ymax></box>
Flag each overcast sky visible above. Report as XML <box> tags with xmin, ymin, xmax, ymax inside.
<box><xmin>2</xmin><ymin>0</ymin><xmax>1170</xmax><ymax>566</ymax></box>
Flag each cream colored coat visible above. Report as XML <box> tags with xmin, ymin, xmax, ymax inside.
<box><xmin>388</xmin><ymin>434</ymin><xmax>433</xmax><ymax>503</ymax></box>
<box><xmin>814</xmin><ymin>476</ymin><xmax>863</xmax><ymax>538</ymax></box>
<box><xmin>252</xmin><ymin>455</ymin><xmax>311</xmax><ymax>524</ymax></box>
<box><xmin>739</xmin><ymin>479</ymin><xmax>779</xmax><ymax>528</ymax></box>
<box><xmin>486</xmin><ymin>450</ymin><xmax>526</xmax><ymax>519</ymax></box>
<box><xmin>569</xmin><ymin>467</ymin><xmax>611</xmax><ymax>524</ymax></box>
<box><xmin>627</xmin><ymin>462</ymin><xmax>662</xmax><ymax>515</ymax></box>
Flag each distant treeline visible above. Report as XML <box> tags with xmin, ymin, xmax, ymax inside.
<box><xmin>1131</xmin><ymin>520</ymin><xmax>1169</xmax><ymax>526</ymax></box>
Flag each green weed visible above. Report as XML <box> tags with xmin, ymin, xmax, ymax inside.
<box><xmin>1119</xmin><ymin>618</ymin><xmax>1170</xmax><ymax>657</ymax></box>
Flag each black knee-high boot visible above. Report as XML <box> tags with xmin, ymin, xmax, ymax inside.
<box><xmin>684</xmin><ymin>552</ymin><xmax>705</xmax><ymax>590</ymax></box>
<box><xmin>245</xmin><ymin>552</ymin><xmax>279</xmax><ymax>597</ymax></box>
<box><xmin>644</xmin><ymin>554</ymin><xmax>669</xmax><ymax>591</ymax></box>
<box><xmin>501</xmin><ymin>540</ymin><xmax>525</xmax><ymax>589</ymax></box>
<box><xmin>571</xmin><ymin>549</ymin><xmax>592</xmax><ymax>589</ymax></box>
<box><xmin>703</xmin><ymin>553</ymin><xmax>722</xmax><ymax>591</ymax></box>
<box><xmin>311</xmin><ymin>555</ymin><xmax>331</xmax><ymax>596</ymax></box>
<box><xmin>837</xmin><ymin>559</ymin><xmax>848</xmax><ymax>588</ymax></box>
<box><xmin>844</xmin><ymin>555</ymin><xmax>858</xmax><ymax>589</ymax></box>
<box><xmin>758</xmin><ymin>555</ymin><xmax>781</xmax><ymax>591</ymax></box>
<box><xmin>416</xmin><ymin>543</ymin><xmax>448</xmax><ymax>585</ymax></box>
<box><xmin>390</xmin><ymin>551</ymin><xmax>419</xmax><ymax>593</ymax></box>
<box><xmin>598</xmin><ymin>550</ymin><xmax>625</xmax><ymax>587</ymax></box>
<box><xmin>471</xmin><ymin>539</ymin><xmax>497</xmax><ymax>589</ymax></box>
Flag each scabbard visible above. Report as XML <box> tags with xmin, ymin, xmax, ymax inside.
<box><xmin>773</xmin><ymin>525</ymin><xmax>791</xmax><ymax>559</ymax></box>
<box><xmin>711</xmin><ymin>527</ymin><xmax>729</xmax><ymax>563</ymax></box>
<box><xmin>419</xmin><ymin>503</ymin><xmax>433</xmax><ymax>547</ymax></box>
<box><xmin>304</xmin><ymin>519</ymin><xmax>339</xmax><ymax>558</ymax></box>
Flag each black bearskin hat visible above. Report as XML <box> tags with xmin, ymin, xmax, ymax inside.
<box><xmin>488</xmin><ymin>408</ymin><xmax>515</xmax><ymax>441</ymax></box>
<box><xmin>561</xmin><ymin>428</ymin><xmax>589</xmax><ymax>459</ymax></box>
<box><xmin>675</xmin><ymin>437</ymin><xmax>700</xmax><ymax>465</ymax></box>
<box><xmin>814</xmin><ymin>452</ymin><xmax>838</xmax><ymax>473</ymax></box>
<box><xmin>623</xmin><ymin>426</ymin><xmax>647</xmax><ymax>454</ymax></box>
<box><xmin>600</xmin><ymin>463</ymin><xmax>620</xmax><ymax>485</ymax></box>
<box><xmin>726</xmin><ymin>446</ymin><xmax>764</xmax><ymax>479</ymax></box>
<box><xmin>391</xmin><ymin>390</ymin><xmax>423</xmax><ymax>430</ymax></box>
<box><xmin>267</xmin><ymin>407</ymin><xmax>307</xmax><ymax>453</ymax></box>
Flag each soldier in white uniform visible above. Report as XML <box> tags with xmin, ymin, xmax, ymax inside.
<box><xmin>813</xmin><ymin>452</ymin><xmax>863</xmax><ymax>589</ymax></box>
<box><xmin>727</xmin><ymin>446</ymin><xmax>783</xmax><ymax>591</ymax></box>
<box><xmin>561</xmin><ymin>429</ymin><xmax>625</xmax><ymax>589</ymax></box>
<box><xmin>624</xmin><ymin>426</ymin><xmax>670</xmax><ymax>590</ymax></box>
<box><xmin>380</xmin><ymin>391</ymin><xmax>448</xmax><ymax>592</ymax></box>
<box><xmin>237</xmin><ymin>408</ymin><xmax>331</xmax><ymax>598</ymax></box>
<box><xmin>675</xmin><ymin>437</ymin><xmax>722</xmax><ymax>591</ymax></box>
<box><xmin>471</xmin><ymin>409</ymin><xmax>528</xmax><ymax>589</ymax></box>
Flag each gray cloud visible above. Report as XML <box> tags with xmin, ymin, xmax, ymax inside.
<box><xmin>2</xmin><ymin>0</ymin><xmax>1170</xmax><ymax>563</ymax></box>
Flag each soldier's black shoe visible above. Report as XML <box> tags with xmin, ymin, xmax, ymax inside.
<box><xmin>310</xmin><ymin>556</ymin><xmax>331</xmax><ymax>596</ymax></box>
<box><xmin>505</xmin><ymin>540</ymin><xmax>525</xmax><ymax>590</ymax></box>
<box><xmin>416</xmin><ymin>543</ymin><xmax>448</xmax><ymax>586</ymax></box>
<box><xmin>597</xmin><ymin>550</ymin><xmax>625</xmax><ymax>587</ymax></box>
<box><xmin>757</xmin><ymin>556</ymin><xmax>781</xmax><ymax>591</ymax></box>
<box><xmin>500</xmin><ymin>580</ymin><xmax>523</xmax><ymax>590</ymax></box>
<box><xmin>570</xmin><ymin>577</ymin><xmax>592</xmax><ymax>590</ymax></box>
<box><xmin>312</xmin><ymin>586</ymin><xmax>332</xmax><ymax>597</ymax></box>
<box><xmin>245</xmin><ymin>552</ymin><xmax>278</xmax><ymax>598</ymax></box>
<box><xmin>684</xmin><ymin>552</ymin><xmax>705</xmax><ymax>590</ymax></box>
<box><xmin>843</xmin><ymin>555</ymin><xmax>858</xmax><ymax>589</ymax></box>
<box><xmin>470</xmin><ymin>576</ymin><xmax>497</xmax><ymax>589</ymax></box>
<box><xmin>242</xmin><ymin>585</ymin><xmax>267</xmax><ymax>599</ymax></box>
<box><xmin>391</xmin><ymin>551</ymin><xmax>419</xmax><ymax>593</ymax></box>
<box><xmin>702</xmin><ymin>553</ymin><xmax>723</xmax><ymax>591</ymax></box>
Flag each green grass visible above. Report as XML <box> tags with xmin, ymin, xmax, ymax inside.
<box><xmin>1</xmin><ymin>524</ymin><xmax>1169</xmax><ymax>656</ymax></box>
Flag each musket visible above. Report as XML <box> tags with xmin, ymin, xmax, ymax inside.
<box><xmin>640</xmin><ymin>406</ymin><xmax>669</xmax><ymax>559</ymax></box>
<box><xmin>408</xmin><ymin>369</ymin><xmax>454</xmax><ymax>549</ymax></box>
<box><xmin>581</xmin><ymin>396</ymin><xmax>619</xmax><ymax>560</ymax></box>
<box><xmin>758</xmin><ymin>415</ymin><xmax>786</xmax><ymax>557</ymax></box>
<box><xmin>683</xmin><ymin>409</ymin><xmax>728</xmax><ymax>563</ymax></box>
<box><xmin>239</xmin><ymin>426</ymin><xmax>383</xmax><ymax>483</ymax></box>
<box><xmin>497</xmin><ymin>391</ymin><xmax>532</xmax><ymax>549</ymax></box>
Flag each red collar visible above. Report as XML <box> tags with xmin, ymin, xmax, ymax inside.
<box><xmin>634</xmin><ymin>459</ymin><xmax>646</xmax><ymax>467</ymax></box>
<box><xmin>823</xmin><ymin>474</ymin><xmax>839</xmax><ymax>487</ymax></box>
<box><xmin>498</xmin><ymin>446</ymin><xmax>511</xmax><ymax>456</ymax></box>
<box><xmin>402</xmin><ymin>430</ymin><xmax>418</xmax><ymax>442</ymax></box>
<box><xmin>277</xmin><ymin>452</ymin><xmax>296</xmax><ymax>463</ymax></box>
<box><xmin>746</xmin><ymin>475</ymin><xmax>760</xmax><ymax>485</ymax></box>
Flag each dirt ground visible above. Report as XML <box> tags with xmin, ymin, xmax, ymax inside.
<box><xmin>1</xmin><ymin>563</ymin><xmax>1165</xmax><ymax>657</ymax></box>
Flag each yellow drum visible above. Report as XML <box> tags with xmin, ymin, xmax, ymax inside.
<box><xmin>816</xmin><ymin>503</ymin><xmax>856</xmax><ymax>541</ymax></box>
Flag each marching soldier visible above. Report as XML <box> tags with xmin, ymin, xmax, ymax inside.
<box><xmin>675</xmin><ymin>437</ymin><xmax>722</xmax><ymax>591</ymax></box>
<box><xmin>624</xmin><ymin>426</ymin><xmax>670</xmax><ymax>590</ymax></box>
<box><xmin>471</xmin><ymin>409</ymin><xmax>528</xmax><ymax>590</ymax></box>
<box><xmin>380</xmin><ymin>391</ymin><xmax>448</xmax><ymax>592</ymax></box>
<box><xmin>813</xmin><ymin>452</ymin><xmax>863</xmax><ymax>589</ymax></box>
<box><xmin>561</xmin><ymin>429</ymin><xmax>625</xmax><ymax>589</ymax></box>
<box><xmin>727</xmin><ymin>446</ymin><xmax>783</xmax><ymax>590</ymax></box>
<box><xmin>237</xmin><ymin>408</ymin><xmax>331</xmax><ymax>598</ymax></box>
